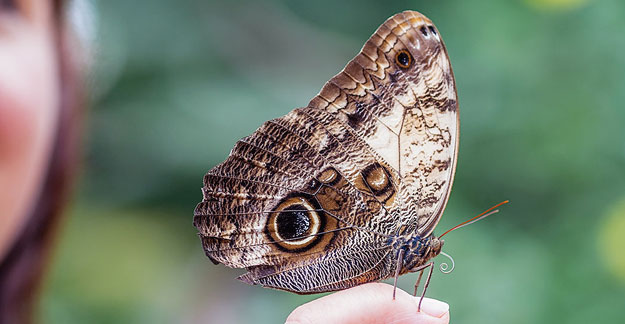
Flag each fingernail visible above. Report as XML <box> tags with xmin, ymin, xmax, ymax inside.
<box><xmin>417</xmin><ymin>298</ymin><xmax>449</xmax><ymax>318</ymax></box>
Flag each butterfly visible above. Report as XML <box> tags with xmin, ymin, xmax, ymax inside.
<box><xmin>194</xmin><ymin>10</ymin><xmax>482</xmax><ymax>309</ymax></box>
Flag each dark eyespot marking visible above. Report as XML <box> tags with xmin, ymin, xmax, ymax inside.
<box><xmin>357</xmin><ymin>163</ymin><xmax>396</xmax><ymax>208</ymax></box>
<box><xmin>428</xmin><ymin>26</ymin><xmax>437</xmax><ymax>36</ymax></box>
<box><xmin>318</xmin><ymin>167</ymin><xmax>340</xmax><ymax>185</ymax></box>
<box><xmin>420</xmin><ymin>26</ymin><xmax>429</xmax><ymax>36</ymax></box>
<box><xmin>276</xmin><ymin>205</ymin><xmax>310</xmax><ymax>240</ymax></box>
<box><xmin>266</xmin><ymin>195</ymin><xmax>328</xmax><ymax>252</ymax></box>
<box><xmin>395</xmin><ymin>50</ymin><xmax>412</xmax><ymax>69</ymax></box>
<box><xmin>362</xmin><ymin>163</ymin><xmax>392</xmax><ymax>195</ymax></box>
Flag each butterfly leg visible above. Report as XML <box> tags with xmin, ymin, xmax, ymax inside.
<box><xmin>412</xmin><ymin>269</ymin><xmax>424</xmax><ymax>297</ymax></box>
<box><xmin>409</xmin><ymin>262</ymin><xmax>434</xmax><ymax>312</ymax></box>
<box><xmin>392</xmin><ymin>249</ymin><xmax>405</xmax><ymax>300</ymax></box>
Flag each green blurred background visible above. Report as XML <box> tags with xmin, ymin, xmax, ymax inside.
<box><xmin>40</xmin><ymin>0</ymin><xmax>625</xmax><ymax>323</ymax></box>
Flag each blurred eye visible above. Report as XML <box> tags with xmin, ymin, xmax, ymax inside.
<box><xmin>0</xmin><ymin>0</ymin><xmax>17</xmax><ymax>11</ymax></box>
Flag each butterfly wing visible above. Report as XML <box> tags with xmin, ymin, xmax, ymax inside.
<box><xmin>194</xmin><ymin>108</ymin><xmax>397</xmax><ymax>293</ymax></box>
<box><xmin>308</xmin><ymin>10</ymin><xmax>459</xmax><ymax>236</ymax></box>
<box><xmin>193</xmin><ymin>10</ymin><xmax>458</xmax><ymax>293</ymax></box>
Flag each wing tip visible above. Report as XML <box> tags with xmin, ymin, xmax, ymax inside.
<box><xmin>237</xmin><ymin>272</ymin><xmax>256</xmax><ymax>285</ymax></box>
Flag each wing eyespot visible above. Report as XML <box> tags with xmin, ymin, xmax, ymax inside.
<box><xmin>318</xmin><ymin>167</ymin><xmax>340</xmax><ymax>186</ymax></box>
<box><xmin>356</xmin><ymin>163</ymin><xmax>396</xmax><ymax>207</ymax></box>
<box><xmin>266</xmin><ymin>196</ymin><xmax>324</xmax><ymax>252</ymax></box>
<box><xmin>362</xmin><ymin>163</ymin><xmax>393</xmax><ymax>196</ymax></box>
<box><xmin>395</xmin><ymin>50</ymin><xmax>413</xmax><ymax>69</ymax></box>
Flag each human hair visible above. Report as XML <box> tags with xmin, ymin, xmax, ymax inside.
<box><xmin>0</xmin><ymin>1</ymin><xmax>82</xmax><ymax>322</ymax></box>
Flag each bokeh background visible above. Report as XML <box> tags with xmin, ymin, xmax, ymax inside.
<box><xmin>41</xmin><ymin>0</ymin><xmax>625</xmax><ymax>323</ymax></box>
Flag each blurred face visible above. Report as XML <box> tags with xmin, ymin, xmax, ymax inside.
<box><xmin>0</xmin><ymin>1</ymin><xmax>58</xmax><ymax>258</ymax></box>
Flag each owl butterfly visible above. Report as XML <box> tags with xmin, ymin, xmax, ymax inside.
<box><xmin>195</xmin><ymin>10</ymin><xmax>474</xmax><ymax>309</ymax></box>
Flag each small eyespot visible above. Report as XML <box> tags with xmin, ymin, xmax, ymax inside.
<box><xmin>420</xmin><ymin>26</ymin><xmax>429</xmax><ymax>37</ymax></box>
<box><xmin>318</xmin><ymin>167</ymin><xmax>339</xmax><ymax>185</ymax></box>
<box><xmin>362</xmin><ymin>163</ymin><xmax>393</xmax><ymax>195</ymax></box>
<box><xmin>428</xmin><ymin>26</ymin><xmax>437</xmax><ymax>36</ymax></box>
<box><xmin>395</xmin><ymin>50</ymin><xmax>412</xmax><ymax>69</ymax></box>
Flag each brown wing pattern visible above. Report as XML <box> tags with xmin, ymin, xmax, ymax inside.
<box><xmin>308</xmin><ymin>10</ymin><xmax>458</xmax><ymax>236</ymax></box>
<box><xmin>193</xmin><ymin>10</ymin><xmax>458</xmax><ymax>293</ymax></box>
<box><xmin>194</xmin><ymin>107</ymin><xmax>396</xmax><ymax>291</ymax></box>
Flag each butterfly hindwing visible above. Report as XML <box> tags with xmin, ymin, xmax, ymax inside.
<box><xmin>194</xmin><ymin>108</ymin><xmax>395</xmax><ymax>286</ymax></box>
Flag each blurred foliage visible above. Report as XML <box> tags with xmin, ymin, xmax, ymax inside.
<box><xmin>525</xmin><ymin>0</ymin><xmax>590</xmax><ymax>11</ymax></box>
<box><xmin>41</xmin><ymin>0</ymin><xmax>625</xmax><ymax>323</ymax></box>
<box><xmin>599</xmin><ymin>199</ymin><xmax>625</xmax><ymax>282</ymax></box>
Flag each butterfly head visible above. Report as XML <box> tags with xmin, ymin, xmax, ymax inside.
<box><xmin>427</xmin><ymin>236</ymin><xmax>444</xmax><ymax>260</ymax></box>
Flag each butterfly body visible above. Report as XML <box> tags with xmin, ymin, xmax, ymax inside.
<box><xmin>389</xmin><ymin>235</ymin><xmax>443</xmax><ymax>275</ymax></box>
<box><xmin>194</xmin><ymin>10</ymin><xmax>458</xmax><ymax>295</ymax></box>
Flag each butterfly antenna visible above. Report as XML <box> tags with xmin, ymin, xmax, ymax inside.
<box><xmin>439</xmin><ymin>200</ymin><xmax>509</xmax><ymax>239</ymax></box>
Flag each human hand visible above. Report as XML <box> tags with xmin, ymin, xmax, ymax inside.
<box><xmin>285</xmin><ymin>282</ymin><xmax>450</xmax><ymax>324</ymax></box>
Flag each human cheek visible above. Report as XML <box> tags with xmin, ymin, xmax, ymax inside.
<box><xmin>0</xmin><ymin>16</ymin><xmax>58</xmax><ymax>256</ymax></box>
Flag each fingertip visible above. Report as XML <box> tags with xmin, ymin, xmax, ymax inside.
<box><xmin>284</xmin><ymin>283</ymin><xmax>450</xmax><ymax>324</ymax></box>
<box><xmin>418</xmin><ymin>297</ymin><xmax>450</xmax><ymax>319</ymax></box>
<box><xmin>411</xmin><ymin>312</ymin><xmax>450</xmax><ymax>324</ymax></box>
<box><xmin>285</xmin><ymin>304</ymin><xmax>313</xmax><ymax>324</ymax></box>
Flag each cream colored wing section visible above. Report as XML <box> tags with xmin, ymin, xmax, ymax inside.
<box><xmin>307</xmin><ymin>10</ymin><xmax>459</xmax><ymax>236</ymax></box>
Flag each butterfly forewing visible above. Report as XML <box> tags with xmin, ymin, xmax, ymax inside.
<box><xmin>194</xmin><ymin>10</ymin><xmax>458</xmax><ymax>293</ymax></box>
